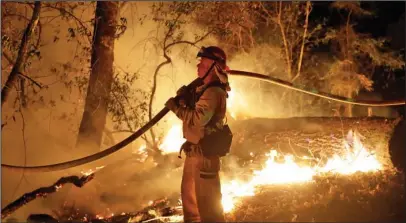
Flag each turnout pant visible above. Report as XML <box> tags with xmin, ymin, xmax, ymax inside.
<box><xmin>181</xmin><ymin>148</ymin><xmax>225</xmax><ymax>222</ymax></box>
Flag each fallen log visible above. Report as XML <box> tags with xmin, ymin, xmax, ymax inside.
<box><xmin>1</xmin><ymin>174</ymin><xmax>94</xmax><ymax>220</ymax></box>
<box><xmin>228</xmin><ymin>117</ymin><xmax>400</xmax><ymax>168</ymax></box>
<box><xmin>27</xmin><ymin>214</ymin><xmax>58</xmax><ymax>223</ymax></box>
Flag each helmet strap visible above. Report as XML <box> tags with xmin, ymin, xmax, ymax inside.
<box><xmin>201</xmin><ymin>61</ymin><xmax>217</xmax><ymax>81</ymax></box>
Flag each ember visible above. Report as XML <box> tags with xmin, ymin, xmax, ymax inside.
<box><xmin>80</xmin><ymin>166</ymin><xmax>105</xmax><ymax>176</ymax></box>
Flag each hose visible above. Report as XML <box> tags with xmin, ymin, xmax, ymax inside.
<box><xmin>2</xmin><ymin>108</ymin><xmax>170</xmax><ymax>172</ymax></box>
<box><xmin>228</xmin><ymin>70</ymin><xmax>405</xmax><ymax>107</ymax></box>
<box><xmin>2</xmin><ymin>70</ymin><xmax>404</xmax><ymax>172</ymax></box>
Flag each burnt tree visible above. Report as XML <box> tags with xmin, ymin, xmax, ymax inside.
<box><xmin>76</xmin><ymin>1</ymin><xmax>119</xmax><ymax>153</ymax></box>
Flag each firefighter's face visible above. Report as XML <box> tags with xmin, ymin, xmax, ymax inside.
<box><xmin>197</xmin><ymin>57</ymin><xmax>214</xmax><ymax>79</ymax></box>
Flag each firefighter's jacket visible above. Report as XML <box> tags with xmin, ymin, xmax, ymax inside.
<box><xmin>172</xmin><ymin>86</ymin><xmax>227</xmax><ymax>144</ymax></box>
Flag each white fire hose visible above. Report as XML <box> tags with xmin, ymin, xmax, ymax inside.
<box><xmin>2</xmin><ymin>70</ymin><xmax>404</xmax><ymax>172</ymax></box>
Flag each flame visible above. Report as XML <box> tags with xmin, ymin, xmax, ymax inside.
<box><xmin>318</xmin><ymin>131</ymin><xmax>382</xmax><ymax>174</ymax></box>
<box><xmin>220</xmin><ymin>131</ymin><xmax>382</xmax><ymax>213</ymax></box>
<box><xmin>227</xmin><ymin>82</ymin><xmax>249</xmax><ymax>119</ymax></box>
<box><xmin>131</xmin><ymin>88</ymin><xmax>383</xmax><ymax>215</ymax></box>
<box><xmin>133</xmin><ymin>144</ymin><xmax>148</xmax><ymax>162</ymax></box>
<box><xmin>141</xmin><ymin>121</ymin><xmax>383</xmax><ymax>215</ymax></box>
<box><xmin>220</xmin><ymin>150</ymin><xmax>316</xmax><ymax>213</ymax></box>
<box><xmin>95</xmin><ymin>214</ymin><xmax>104</xmax><ymax>220</ymax></box>
<box><xmin>227</xmin><ymin>88</ymin><xmax>238</xmax><ymax>119</ymax></box>
<box><xmin>159</xmin><ymin>124</ymin><xmax>186</xmax><ymax>154</ymax></box>
<box><xmin>80</xmin><ymin>166</ymin><xmax>105</xmax><ymax>176</ymax></box>
<box><xmin>135</xmin><ymin>117</ymin><xmax>185</xmax><ymax>156</ymax></box>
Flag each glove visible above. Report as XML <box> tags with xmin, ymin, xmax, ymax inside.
<box><xmin>175</xmin><ymin>86</ymin><xmax>188</xmax><ymax>107</ymax></box>
<box><xmin>176</xmin><ymin>85</ymin><xmax>188</xmax><ymax>96</ymax></box>
<box><xmin>165</xmin><ymin>97</ymin><xmax>178</xmax><ymax>112</ymax></box>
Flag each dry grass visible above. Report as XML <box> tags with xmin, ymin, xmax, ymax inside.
<box><xmin>227</xmin><ymin>170</ymin><xmax>404</xmax><ymax>222</ymax></box>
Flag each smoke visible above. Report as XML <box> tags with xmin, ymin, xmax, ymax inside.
<box><xmin>1</xmin><ymin>2</ymin><xmax>214</xmax><ymax>221</ymax></box>
<box><xmin>2</xmin><ymin>3</ymin><xmax>93</xmax><ymax>221</ymax></box>
<box><xmin>226</xmin><ymin>44</ymin><xmax>292</xmax><ymax>119</ymax></box>
<box><xmin>4</xmin><ymin>1</ymin><xmax>395</xmax><ymax>221</ymax></box>
<box><xmin>1</xmin><ymin>3</ymin><xmax>301</xmax><ymax>220</ymax></box>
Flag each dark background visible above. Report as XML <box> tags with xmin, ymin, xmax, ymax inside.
<box><xmin>311</xmin><ymin>1</ymin><xmax>405</xmax><ymax>116</ymax></box>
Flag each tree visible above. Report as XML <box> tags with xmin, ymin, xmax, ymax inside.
<box><xmin>76</xmin><ymin>1</ymin><xmax>119</xmax><ymax>154</ymax></box>
<box><xmin>241</xmin><ymin>1</ymin><xmax>322</xmax><ymax>116</ymax></box>
<box><xmin>235</xmin><ymin>1</ymin><xmax>404</xmax><ymax>118</ymax></box>
<box><xmin>322</xmin><ymin>2</ymin><xmax>404</xmax><ymax>117</ymax></box>
<box><xmin>1</xmin><ymin>1</ymin><xmax>98</xmax><ymax>132</ymax></box>
<box><xmin>106</xmin><ymin>2</ymin><xmax>213</xmax><ymax>160</ymax></box>
<box><xmin>259</xmin><ymin>1</ymin><xmax>313</xmax><ymax>82</ymax></box>
<box><xmin>1</xmin><ymin>1</ymin><xmax>41</xmax><ymax>106</ymax></box>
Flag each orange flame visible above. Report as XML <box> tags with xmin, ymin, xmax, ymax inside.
<box><xmin>159</xmin><ymin>124</ymin><xmax>185</xmax><ymax>154</ymax></box>
<box><xmin>133</xmin><ymin>88</ymin><xmax>383</xmax><ymax>215</ymax></box>
<box><xmin>221</xmin><ymin>130</ymin><xmax>382</xmax><ymax>213</ymax></box>
<box><xmin>80</xmin><ymin>166</ymin><xmax>105</xmax><ymax>176</ymax></box>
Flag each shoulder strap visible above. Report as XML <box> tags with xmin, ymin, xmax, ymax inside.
<box><xmin>200</xmin><ymin>81</ymin><xmax>229</xmax><ymax>127</ymax></box>
<box><xmin>201</xmin><ymin>81</ymin><xmax>228</xmax><ymax>98</ymax></box>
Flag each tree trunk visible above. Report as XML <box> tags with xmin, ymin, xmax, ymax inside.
<box><xmin>76</xmin><ymin>1</ymin><xmax>119</xmax><ymax>154</ymax></box>
<box><xmin>1</xmin><ymin>1</ymin><xmax>41</xmax><ymax>106</ymax></box>
<box><xmin>345</xmin><ymin>9</ymin><xmax>353</xmax><ymax>60</ymax></box>
<box><xmin>277</xmin><ymin>1</ymin><xmax>292</xmax><ymax>80</ymax></box>
<box><xmin>292</xmin><ymin>1</ymin><xmax>311</xmax><ymax>82</ymax></box>
<box><xmin>346</xmin><ymin>90</ymin><xmax>353</xmax><ymax>117</ymax></box>
<box><xmin>20</xmin><ymin>78</ymin><xmax>27</xmax><ymax>108</ymax></box>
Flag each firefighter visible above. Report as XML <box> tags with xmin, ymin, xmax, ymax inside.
<box><xmin>165</xmin><ymin>46</ymin><xmax>230</xmax><ymax>222</ymax></box>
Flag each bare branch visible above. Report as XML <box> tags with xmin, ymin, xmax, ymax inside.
<box><xmin>2</xmin><ymin>52</ymin><xmax>44</xmax><ymax>89</ymax></box>
<box><xmin>165</xmin><ymin>30</ymin><xmax>213</xmax><ymax>50</ymax></box>
<box><xmin>2</xmin><ymin>51</ymin><xmax>15</xmax><ymax>66</ymax></box>
<box><xmin>1</xmin><ymin>174</ymin><xmax>94</xmax><ymax>219</ymax></box>
<box><xmin>2</xmin><ymin>12</ymin><xmax>43</xmax><ymax>51</ymax></box>
<box><xmin>1</xmin><ymin>1</ymin><xmax>41</xmax><ymax>106</ymax></box>
<box><xmin>8</xmin><ymin>98</ymin><xmax>29</xmax><ymax>205</ymax></box>
<box><xmin>147</xmin><ymin>11</ymin><xmax>212</xmax><ymax>148</ymax></box>
<box><xmin>277</xmin><ymin>1</ymin><xmax>292</xmax><ymax>79</ymax></box>
<box><xmin>147</xmin><ymin>13</ymin><xmax>183</xmax><ymax>145</ymax></box>
<box><xmin>43</xmin><ymin>3</ymin><xmax>92</xmax><ymax>45</ymax></box>
<box><xmin>17</xmin><ymin>72</ymin><xmax>43</xmax><ymax>89</ymax></box>
<box><xmin>112</xmin><ymin>89</ymin><xmax>134</xmax><ymax>132</ymax></box>
<box><xmin>292</xmin><ymin>1</ymin><xmax>312</xmax><ymax>83</ymax></box>
<box><xmin>19</xmin><ymin>78</ymin><xmax>27</xmax><ymax>107</ymax></box>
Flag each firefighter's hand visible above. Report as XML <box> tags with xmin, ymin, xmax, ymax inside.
<box><xmin>165</xmin><ymin>97</ymin><xmax>178</xmax><ymax>112</ymax></box>
<box><xmin>178</xmin><ymin>98</ymin><xmax>186</xmax><ymax>107</ymax></box>
<box><xmin>176</xmin><ymin>85</ymin><xmax>188</xmax><ymax>96</ymax></box>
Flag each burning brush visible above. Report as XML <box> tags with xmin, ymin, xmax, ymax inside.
<box><xmin>220</xmin><ymin>130</ymin><xmax>383</xmax><ymax>213</ymax></box>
